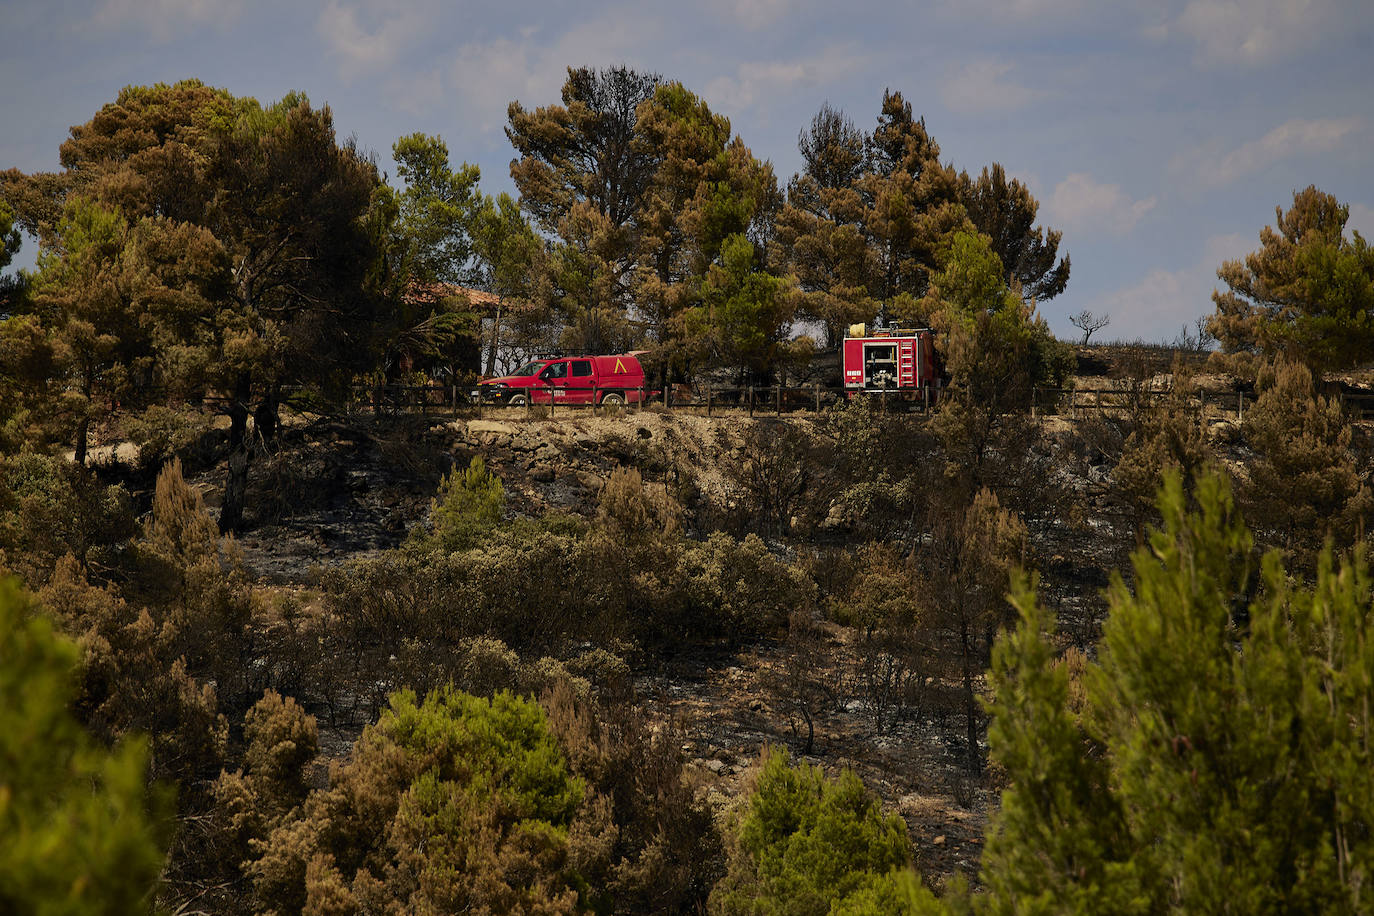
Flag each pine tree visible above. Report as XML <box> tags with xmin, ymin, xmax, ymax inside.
<box><xmin>411</xmin><ymin>455</ymin><xmax>505</xmax><ymax>553</ymax></box>
<box><xmin>710</xmin><ymin>747</ymin><xmax>935</xmax><ymax>916</ymax></box>
<box><xmin>979</xmin><ymin>470</ymin><xmax>1374</xmax><ymax>913</ymax></box>
<box><xmin>1208</xmin><ymin>185</ymin><xmax>1374</xmax><ymax>373</ymax></box>
<box><xmin>0</xmin><ymin>577</ymin><xmax>171</xmax><ymax>914</ymax></box>
<box><xmin>1240</xmin><ymin>359</ymin><xmax>1370</xmax><ymax>567</ymax></box>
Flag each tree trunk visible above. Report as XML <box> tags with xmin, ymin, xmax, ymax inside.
<box><xmin>961</xmin><ymin>617</ymin><xmax>982</xmax><ymax>774</ymax></box>
<box><xmin>485</xmin><ymin>300</ymin><xmax>503</xmax><ymax>377</ymax></box>
<box><xmin>219</xmin><ymin>373</ymin><xmax>252</xmax><ymax>534</ymax></box>
<box><xmin>254</xmin><ymin>385</ymin><xmax>280</xmax><ymax>443</ymax></box>
<box><xmin>74</xmin><ymin>416</ymin><xmax>90</xmax><ymax>466</ymax></box>
<box><xmin>74</xmin><ymin>374</ymin><xmax>93</xmax><ymax>465</ymax></box>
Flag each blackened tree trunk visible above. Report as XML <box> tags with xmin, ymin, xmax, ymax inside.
<box><xmin>961</xmin><ymin>615</ymin><xmax>982</xmax><ymax>775</ymax></box>
<box><xmin>254</xmin><ymin>384</ymin><xmax>279</xmax><ymax>443</ymax></box>
<box><xmin>73</xmin><ymin>372</ymin><xmax>94</xmax><ymax>466</ymax></box>
<box><xmin>219</xmin><ymin>372</ymin><xmax>252</xmax><ymax>533</ymax></box>
<box><xmin>74</xmin><ymin>417</ymin><xmax>90</xmax><ymax>466</ymax></box>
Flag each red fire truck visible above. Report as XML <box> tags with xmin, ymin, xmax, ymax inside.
<box><xmin>841</xmin><ymin>324</ymin><xmax>942</xmax><ymax>401</ymax></box>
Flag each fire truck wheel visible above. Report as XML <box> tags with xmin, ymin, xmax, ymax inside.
<box><xmin>507</xmin><ymin>393</ymin><xmax>528</xmax><ymax>407</ymax></box>
<box><xmin>600</xmin><ymin>392</ymin><xmax>625</xmax><ymax>406</ymax></box>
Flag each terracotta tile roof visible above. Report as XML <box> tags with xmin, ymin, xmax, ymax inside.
<box><xmin>404</xmin><ymin>282</ymin><xmax>504</xmax><ymax>311</ymax></box>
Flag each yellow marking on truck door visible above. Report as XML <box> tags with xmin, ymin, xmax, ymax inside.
<box><xmin>614</xmin><ymin>357</ymin><xmax>626</xmax><ymax>373</ymax></box>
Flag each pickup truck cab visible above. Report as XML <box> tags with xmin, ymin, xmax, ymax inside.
<box><xmin>472</xmin><ymin>353</ymin><xmax>654</xmax><ymax>406</ymax></box>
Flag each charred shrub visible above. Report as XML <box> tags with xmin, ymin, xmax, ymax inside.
<box><xmin>544</xmin><ymin>679</ymin><xmax>724</xmax><ymax>914</ymax></box>
<box><xmin>588</xmin><ymin>468</ymin><xmax>817</xmax><ymax>651</ymax></box>
<box><xmin>720</xmin><ymin>421</ymin><xmax>820</xmax><ymax>538</ymax></box>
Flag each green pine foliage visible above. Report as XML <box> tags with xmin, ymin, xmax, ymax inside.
<box><xmin>929</xmin><ymin>230</ymin><xmax>1073</xmax><ymax>412</ymax></box>
<box><xmin>0</xmin><ymin>576</ymin><xmax>170</xmax><ymax>915</ymax></box>
<box><xmin>980</xmin><ymin>469</ymin><xmax>1374</xmax><ymax>914</ymax></box>
<box><xmin>0</xmin><ymin>452</ymin><xmax>135</xmax><ymax>587</ymax></box>
<box><xmin>412</xmin><ymin>455</ymin><xmax>505</xmax><ymax>552</ymax></box>
<box><xmin>1209</xmin><ymin>186</ymin><xmax>1374</xmax><ymax>373</ymax></box>
<box><xmin>248</xmin><ymin>685</ymin><xmax>585</xmax><ymax>914</ymax></box>
<box><xmin>689</xmin><ymin>232</ymin><xmax>806</xmax><ymax>381</ymax></box>
<box><xmin>711</xmin><ymin>747</ymin><xmax>936</xmax><ymax>916</ymax></box>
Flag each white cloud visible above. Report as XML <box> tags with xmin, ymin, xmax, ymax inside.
<box><xmin>1047</xmin><ymin>173</ymin><xmax>1156</xmax><ymax>236</ymax></box>
<box><xmin>91</xmin><ymin>0</ymin><xmax>242</xmax><ymax>40</ymax></box>
<box><xmin>1175</xmin><ymin>117</ymin><xmax>1363</xmax><ymax>188</ymax></box>
<box><xmin>939</xmin><ymin>59</ymin><xmax>1044</xmax><ymax>114</ymax></box>
<box><xmin>1203</xmin><ymin>232</ymin><xmax>1253</xmax><ymax>267</ymax></box>
<box><xmin>938</xmin><ymin>0</ymin><xmax>1092</xmax><ymax>20</ymax></box>
<box><xmin>1081</xmin><ymin>267</ymin><xmax>1202</xmax><ymax>342</ymax></box>
<box><xmin>1174</xmin><ymin>0</ymin><xmax>1338</xmax><ymax>66</ymax></box>
<box><xmin>704</xmin><ymin>46</ymin><xmax>864</xmax><ymax>116</ymax></box>
<box><xmin>448</xmin><ymin>14</ymin><xmax>664</xmax><ymax>134</ymax></box>
<box><xmin>1079</xmin><ymin>232</ymin><xmax>1252</xmax><ymax>340</ymax></box>
<box><xmin>707</xmin><ymin>0</ymin><xmax>798</xmax><ymax>29</ymax></box>
<box><xmin>1348</xmin><ymin>203</ymin><xmax>1374</xmax><ymax>240</ymax></box>
<box><xmin>316</xmin><ymin>1</ymin><xmax>427</xmax><ymax>77</ymax></box>
<box><xmin>387</xmin><ymin>66</ymin><xmax>447</xmax><ymax>118</ymax></box>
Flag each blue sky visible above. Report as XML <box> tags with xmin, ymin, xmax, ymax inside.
<box><xmin>3</xmin><ymin>0</ymin><xmax>1371</xmax><ymax>341</ymax></box>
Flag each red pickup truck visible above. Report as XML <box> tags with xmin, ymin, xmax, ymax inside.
<box><xmin>471</xmin><ymin>353</ymin><xmax>656</xmax><ymax>406</ymax></box>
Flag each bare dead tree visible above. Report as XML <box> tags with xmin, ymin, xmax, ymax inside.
<box><xmin>1069</xmin><ymin>309</ymin><xmax>1110</xmax><ymax>345</ymax></box>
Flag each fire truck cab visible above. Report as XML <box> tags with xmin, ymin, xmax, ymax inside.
<box><xmin>841</xmin><ymin>324</ymin><xmax>941</xmax><ymax>400</ymax></box>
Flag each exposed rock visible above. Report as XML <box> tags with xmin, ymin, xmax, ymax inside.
<box><xmin>466</xmin><ymin>420</ymin><xmax>517</xmax><ymax>436</ymax></box>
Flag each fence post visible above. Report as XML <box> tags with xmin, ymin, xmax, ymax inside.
<box><xmin>592</xmin><ymin>385</ymin><xmax>598</xmax><ymax>415</ymax></box>
<box><xmin>814</xmin><ymin>383</ymin><xmax>821</xmax><ymax>414</ymax></box>
<box><xmin>1238</xmin><ymin>392</ymin><xmax>1244</xmax><ymax>422</ymax></box>
<box><xmin>748</xmin><ymin>386</ymin><xmax>755</xmax><ymax>417</ymax></box>
<box><xmin>776</xmin><ymin>382</ymin><xmax>782</xmax><ymax>416</ymax></box>
<box><xmin>525</xmin><ymin>388</ymin><xmax>531</xmax><ymax>419</ymax></box>
<box><xmin>664</xmin><ymin>384</ymin><xmax>669</xmax><ymax>408</ymax></box>
<box><xmin>707</xmin><ymin>386</ymin><xmax>713</xmax><ymax>418</ymax></box>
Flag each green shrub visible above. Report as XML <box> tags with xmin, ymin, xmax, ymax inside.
<box><xmin>125</xmin><ymin>405</ymin><xmax>217</xmax><ymax>473</ymax></box>
<box><xmin>411</xmin><ymin>455</ymin><xmax>505</xmax><ymax>552</ymax></box>
<box><xmin>248</xmin><ymin>686</ymin><xmax>585</xmax><ymax>915</ymax></box>
<box><xmin>711</xmin><ymin>747</ymin><xmax>931</xmax><ymax>916</ymax></box>
<box><xmin>680</xmin><ymin>532</ymin><xmax>816</xmax><ymax>645</ymax></box>
<box><xmin>0</xmin><ymin>451</ymin><xmax>134</xmax><ymax>587</ymax></box>
<box><xmin>0</xmin><ymin>577</ymin><xmax>172</xmax><ymax>914</ymax></box>
<box><xmin>980</xmin><ymin>470</ymin><xmax>1374</xmax><ymax>913</ymax></box>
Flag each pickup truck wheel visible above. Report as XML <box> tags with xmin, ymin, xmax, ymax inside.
<box><xmin>507</xmin><ymin>393</ymin><xmax>528</xmax><ymax>407</ymax></box>
<box><xmin>600</xmin><ymin>391</ymin><xmax>625</xmax><ymax>406</ymax></box>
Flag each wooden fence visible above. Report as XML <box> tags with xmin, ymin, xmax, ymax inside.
<box><xmin>269</xmin><ymin>382</ymin><xmax>1374</xmax><ymax>423</ymax></box>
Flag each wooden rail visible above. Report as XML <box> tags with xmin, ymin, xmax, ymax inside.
<box><xmin>200</xmin><ymin>382</ymin><xmax>1374</xmax><ymax>423</ymax></box>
